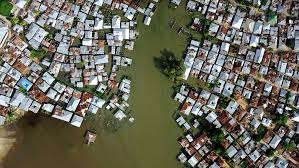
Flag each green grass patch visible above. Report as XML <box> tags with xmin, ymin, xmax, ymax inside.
<box><xmin>72</xmin><ymin>37</ymin><xmax>81</xmax><ymax>46</ymax></box>
<box><xmin>30</xmin><ymin>48</ymin><xmax>47</xmax><ymax>58</ymax></box>
<box><xmin>0</xmin><ymin>0</ymin><xmax>13</xmax><ymax>17</ymax></box>
<box><xmin>18</xmin><ymin>87</ymin><xmax>28</xmax><ymax>94</ymax></box>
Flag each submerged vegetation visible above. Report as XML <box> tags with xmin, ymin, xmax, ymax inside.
<box><xmin>85</xmin><ymin>111</ymin><xmax>127</xmax><ymax>133</ymax></box>
<box><xmin>154</xmin><ymin>49</ymin><xmax>185</xmax><ymax>82</ymax></box>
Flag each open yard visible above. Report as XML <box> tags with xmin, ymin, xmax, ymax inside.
<box><xmin>0</xmin><ymin>0</ymin><xmax>12</xmax><ymax>17</ymax></box>
<box><xmin>4</xmin><ymin>1</ymin><xmax>196</xmax><ymax>168</ymax></box>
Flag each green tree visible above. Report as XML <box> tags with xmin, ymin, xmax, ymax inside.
<box><xmin>77</xmin><ymin>61</ymin><xmax>86</xmax><ymax>69</ymax></box>
<box><xmin>155</xmin><ymin>50</ymin><xmax>185</xmax><ymax>81</ymax></box>
<box><xmin>286</xmin><ymin>92</ymin><xmax>291</xmax><ymax>100</ymax></box>
<box><xmin>208</xmin><ymin>79</ymin><xmax>219</xmax><ymax>88</ymax></box>
<box><xmin>240</xmin><ymin>161</ymin><xmax>248</xmax><ymax>168</ymax></box>
<box><xmin>286</xmin><ymin>39</ymin><xmax>295</xmax><ymax>49</ymax></box>
<box><xmin>261</xmin><ymin>0</ymin><xmax>268</xmax><ymax>5</ymax></box>
<box><xmin>11</xmin><ymin>17</ymin><xmax>20</xmax><ymax>26</ymax></box>
<box><xmin>20</xmin><ymin>20</ymin><xmax>28</xmax><ymax>27</ymax></box>
<box><xmin>282</xmin><ymin>141</ymin><xmax>295</xmax><ymax>151</ymax></box>
<box><xmin>273</xmin><ymin>114</ymin><xmax>288</xmax><ymax>126</ymax></box>
<box><xmin>253</xmin><ymin>125</ymin><xmax>267</xmax><ymax>142</ymax></box>
<box><xmin>266</xmin><ymin>10</ymin><xmax>276</xmax><ymax>20</ymax></box>
<box><xmin>218</xmin><ymin>95</ymin><xmax>230</xmax><ymax>108</ymax></box>
<box><xmin>214</xmin><ymin>146</ymin><xmax>225</xmax><ymax>155</ymax></box>
<box><xmin>266</xmin><ymin>148</ymin><xmax>275</xmax><ymax>157</ymax></box>
<box><xmin>210</xmin><ymin>128</ymin><xmax>225</xmax><ymax>143</ymax></box>
<box><xmin>5</xmin><ymin>112</ymin><xmax>17</xmax><ymax>124</ymax></box>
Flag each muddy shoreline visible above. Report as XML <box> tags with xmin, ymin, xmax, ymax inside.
<box><xmin>0</xmin><ymin>125</ymin><xmax>17</xmax><ymax>167</ymax></box>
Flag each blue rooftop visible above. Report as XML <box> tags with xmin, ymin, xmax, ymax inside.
<box><xmin>17</xmin><ymin>77</ymin><xmax>33</xmax><ymax>91</ymax></box>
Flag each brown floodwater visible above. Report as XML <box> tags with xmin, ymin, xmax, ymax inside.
<box><xmin>2</xmin><ymin>1</ymin><xmax>192</xmax><ymax>168</ymax></box>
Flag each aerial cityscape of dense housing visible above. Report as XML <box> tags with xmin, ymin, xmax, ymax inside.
<box><xmin>0</xmin><ymin>0</ymin><xmax>159</xmax><ymax>127</ymax></box>
<box><xmin>172</xmin><ymin>0</ymin><xmax>299</xmax><ymax>167</ymax></box>
<box><xmin>0</xmin><ymin>0</ymin><xmax>298</xmax><ymax>167</ymax></box>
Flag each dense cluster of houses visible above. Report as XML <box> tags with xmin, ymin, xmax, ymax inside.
<box><xmin>0</xmin><ymin>0</ymin><xmax>159</xmax><ymax>126</ymax></box>
<box><xmin>189</xmin><ymin>0</ymin><xmax>298</xmax><ymax>50</ymax></box>
<box><xmin>175</xmin><ymin>83</ymin><xmax>299</xmax><ymax>167</ymax></box>
<box><xmin>172</xmin><ymin>0</ymin><xmax>299</xmax><ymax>167</ymax></box>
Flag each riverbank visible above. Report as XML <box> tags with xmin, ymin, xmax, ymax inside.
<box><xmin>0</xmin><ymin>126</ymin><xmax>16</xmax><ymax>167</ymax></box>
<box><xmin>3</xmin><ymin>1</ymin><xmax>194</xmax><ymax>168</ymax></box>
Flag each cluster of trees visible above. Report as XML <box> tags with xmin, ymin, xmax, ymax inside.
<box><xmin>210</xmin><ymin>128</ymin><xmax>225</xmax><ymax>144</ymax></box>
<box><xmin>209</xmin><ymin>128</ymin><xmax>229</xmax><ymax>158</ymax></box>
<box><xmin>286</xmin><ymin>39</ymin><xmax>295</xmax><ymax>49</ymax></box>
<box><xmin>266</xmin><ymin>10</ymin><xmax>276</xmax><ymax>21</ymax></box>
<box><xmin>266</xmin><ymin>148</ymin><xmax>275</xmax><ymax>157</ymax></box>
<box><xmin>252</xmin><ymin>125</ymin><xmax>267</xmax><ymax>142</ymax></box>
<box><xmin>273</xmin><ymin>114</ymin><xmax>288</xmax><ymax>126</ymax></box>
<box><xmin>265</xmin><ymin>141</ymin><xmax>295</xmax><ymax>157</ymax></box>
<box><xmin>282</xmin><ymin>141</ymin><xmax>295</xmax><ymax>151</ymax></box>
<box><xmin>201</xmin><ymin>19</ymin><xmax>212</xmax><ymax>37</ymax></box>
<box><xmin>11</xmin><ymin>17</ymin><xmax>28</xmax><ymax>27</ymax></box>
<box><xmin>235</xmin><ymin>0</ymin><xmax>254</xmax><ymax>6</ymax></box>
<box><xmin>218</xmin><ymin>95</ymin><xmax>230</xmax><ymax>108</ymax></box>
<box><xmin>155</xmin><ymin>50</ymin><xmax>185</xmax><ymax>82</ymax></box>
<box><xmin>5</xmin><ymin>112</ymin><xmax>17</xmax><ymax>124</ymax></box>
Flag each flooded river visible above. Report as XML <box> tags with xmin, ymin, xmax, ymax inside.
<box><xmin>3</xmin><ymin>1</ymin><xmax>191</xmax><ymax>168</ymax></box>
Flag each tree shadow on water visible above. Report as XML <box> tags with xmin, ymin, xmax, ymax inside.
<box><xmin>153</xmin><ymin>49</ymin><xmax>187</xmax><ymax>101</ymax></box>
<box><xmin>153</xmin><ymin>49</ymin><xmax>178</xmax><ymax>76</ymax></box>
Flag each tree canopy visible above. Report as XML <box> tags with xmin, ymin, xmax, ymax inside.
<box><xmin>253</xmin><ymin>125</ymin><xmax>267</xmax><ymax>142</ymax></box>
<box><xmin>273</xmin><ymin>114</ymin><xmax>288</xmax><ymax>126</ymax></box>
<box><xmin>210</xmin><ymin>128</ymin><xmax>225</xmax><ymax>143</ymax></box>
<box><xmin>266</xmin><ymin>148</ymin><xmax>275</xmax><ymax>157</ymax></box>
<box><xmin>155</xmin><ymin>50</ymin><xmax>185</xmax><ymax>81</ymax></box>
<box><xmin>282</xmin><ymin>141</ymin><xmax>295</xmax><ymax>151</ymax></box>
